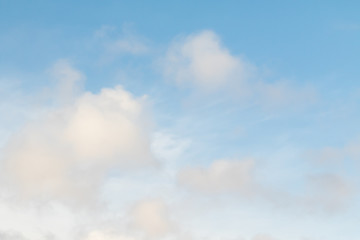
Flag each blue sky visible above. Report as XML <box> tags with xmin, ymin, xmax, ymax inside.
<box><xmin>0</xmin><ymin>1</ymin><xmax>360</xmax><ymax>240</ymax></box>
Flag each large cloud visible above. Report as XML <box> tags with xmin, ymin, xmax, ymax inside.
<box><xmin>1</xmin><ymin>76</ymin><xmax>156</xmax><ymax>204</ymax></box>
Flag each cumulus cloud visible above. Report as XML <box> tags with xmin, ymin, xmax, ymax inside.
<box><xmin>163</xmin><ymin>30</ymin><xmax>251</xmax><ymax>92</ymax></box>
<box><xmin>162</xmin><ymin>30</ymin><xmax>315</xmax><ymax>108</ymax></box>
<box><xmin>177</xmin><ymin>158</ymin><xmax>258</xmax><ymax>196</ymax></box>
<box><xmin>1</xmin><ymin>79</ymin><xmax>156</xmax><ymax>204</ymax></box>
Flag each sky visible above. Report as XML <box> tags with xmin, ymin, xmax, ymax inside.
<box><xmin>0</xmin><ymin>1</ymin><xmax>360</xmax><ymax>240</ymax></box>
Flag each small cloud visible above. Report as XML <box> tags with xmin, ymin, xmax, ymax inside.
<box><xmin>162</xmin><ymin>30</ymin><xmax>253</xmax><ymax>92</ymax></box>
<box><xmin>161</xmin><ymin>30</ymin><xmax>316</xmax><ymax>110</ymax></box>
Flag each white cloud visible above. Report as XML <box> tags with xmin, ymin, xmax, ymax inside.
<box><xmin>1</xmin><ymin>84</ymin><xmax>156</xmax><ymax>204</ymax></box>
<box><xmin>162</xmin><ymin>30</ymin><xmax>315</xmax><ymax>109</ymax></box>
<box><xmin>177</xmin><ymin>158</ymin><xmax>257</xmax><ymax>196</ymax></box>
<box><xmin>163</xmin><ymin>30</ymin><xmax>251</xmax><ymax>92</ymax></box>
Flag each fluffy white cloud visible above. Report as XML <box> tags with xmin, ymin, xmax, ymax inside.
<box><xmin>163</xmin><ymin>30</ymin><xmax>315</xmax><ymax>108</ymax></box>
<box><xmin>163</xmin><ymin>30</ymin><xmax>251</xmax><ymax>91</ymax></box>
<box><xmin>1</xmin><ymin>83</ymin><xmax>155</xmax><ymax>204</ymax></box>
<box><xmin>177</xmin><ymin>158</ymin><xmax>257</xmax><ymax>195</ymax></box>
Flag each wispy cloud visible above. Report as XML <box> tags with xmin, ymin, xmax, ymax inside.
<box><xmin>95</xmin><ymin>25</ymin><xmax>149</xmax><ymax>58</ymax></box>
